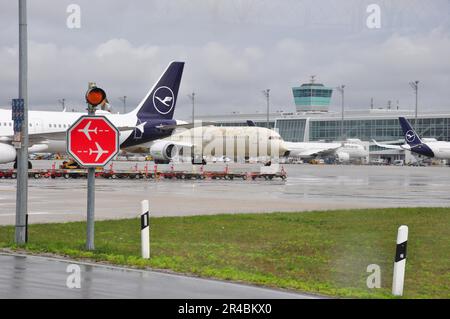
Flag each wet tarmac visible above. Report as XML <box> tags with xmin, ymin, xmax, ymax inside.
<box><xmin>1</xmin><ymin>161</ymin><xmax>450</xmax><ymax>225</ymax></box>
<box><xmin>0</xmin><ymin>253</ymin><xmax>315</xmax><ymax>299</ymax></box>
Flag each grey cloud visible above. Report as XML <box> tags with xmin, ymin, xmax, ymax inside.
<box><xmin>0</xmin><ymin>0</ymin><xmax>449</xmax><ymax>118</ymax></box>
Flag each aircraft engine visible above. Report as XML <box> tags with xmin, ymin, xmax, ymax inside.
<box><xmin>0</xmin><ymin>143</ymin><xmax>17</xmax><ymax>164</ymax></box>
<box><xmin>336</xmin><ymin>152</ymin><xmax>350</xmax><ymax>163</ymax></box>
<box><xmin>149</xmin><ymin>141</ymin><xmax>178</xmax><ymax>164</ymax></box>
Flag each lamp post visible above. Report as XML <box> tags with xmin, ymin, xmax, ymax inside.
<box><xmin>58</xmin><ymin>98</ymin><xmax>66</xmax><ymax>111</ymax></box>
<box><xmin>409</xmin><ymin>81</ymin><xmax>419</xmax><ymax>129</ymax></box>
<box><xmin>118</xmin><ymin>95</ymin><xmax>127</xmax><ymax>114</ymax></box>
<box><xmin>188</xmin><ymin>92</ymin><xmax>195</xmax><ymax>124</ymax></box>
<box><xmin>336</xmin><ymin>85</ymin><xmax>345</xmax><ymax>140</ymax></box>
<box><xmin>15</xmin><ymin>0</ymin><xmax>29</xmax><ymax>245</ymax></box>
<box><xmin>262</xmin><ymin>89</ymin><xmax>270</xmax><ymax>128</ymax></box>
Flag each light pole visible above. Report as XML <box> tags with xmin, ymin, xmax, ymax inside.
<box><xmin>409</xmin><ymin>81</ymin><xmax>419</xmax><ymax>129</ymax></box>
<box><xmin>118</xmin><ymin>95</ymin><xmax>127</xmax><ymax>114</ymax></box>
<box><xmin>188</xmin><ymin>92</ymin><xmax>195</xmax><ymax>124</ymax></box>
<box><xmin>15</xmin><ymin>0</ymin><xmax>29</xmax><ymax>245</ymax></box>
<box><xmin>58</xmin><ymin>98</ymin><xmax>65</xmax><ymax>111</ymax></box>
<box><xmin>336</xmin><ymin>85</ymin><xmax>345</xmax><ymax>140</ymax></box>
<box><xmin>262</xmin><ymin>89</ymin><xmax>270</xmax><ymax>128</ymax></box>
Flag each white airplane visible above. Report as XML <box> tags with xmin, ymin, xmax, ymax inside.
<box><xmin>141</xmin><ymin>125</ymin><xmax>289</xmax><ymax>164</ymax></box>
<box><xmin>0</xmin><ymin>61</ymin><xmax>187</xmax><ymax>167</ymax></box>
<box><xmin>336</xmin><ymin>140</ymin><xmax>369</xmax><ymax>162</ymax></box>
<box><xmin>89</xmin><ymin>142</ymin><xmax>108</xmax><ymax>161</ymax></box>
<box><xmin>373</xmin><ymin>117</ymin><xmax>450</xmax><ymax>160</ymax></box>
<box><xmin>284</xmin><ymin>139</ymin><xmax>367</xmax><ymax>162</ymax></box>
<box><xmin>77</xmin><ymin>121</ymin><xmax>97</xmax><ymax>141</ymax></box>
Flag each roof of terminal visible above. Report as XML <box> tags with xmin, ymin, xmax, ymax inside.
<box><xmin>298</xmin><ymin>83</ymin><xmax>326</xmax><ymax>87</ymax></box>
<box><xmin>195</xmin><ymin>109</ymin><xmax>450</xmax><ymax>122</ymax></box>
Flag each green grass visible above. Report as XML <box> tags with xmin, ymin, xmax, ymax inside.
<box><xmin>0</xmin><ymin>208</ymin><xmax>449</xmax><ymax>298</ymax></box>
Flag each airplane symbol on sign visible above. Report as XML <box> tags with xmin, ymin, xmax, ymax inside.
<box><xmin>78</xmin><ymin>121</ymin><xmax>97</xmax><ymax>141</ymax></box>
<box><xmin>89</xmin><ymin>142</ymin><xmax>109</xmax><ymax>161</ymax></box>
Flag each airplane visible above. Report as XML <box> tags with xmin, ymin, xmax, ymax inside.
<box><xmin>77</xmin><ymin>121</ymin><xmax>97</xmax><ymax>141</ymax></box>
<box><xmin>143</xmin><ymin>125</ymin><xmax>290</xmax><ymax>164</ymax></box>
<box><xmin>0</xmin><ymin>61</ymin><xmax>187</xmax><ymax>167</ymax></box>
<box><xmin>336</xmin><ymin>139</ymin><xmax>369</xmax><ymax>162</ymax></box>
<box><xmin>283</xmin><ymin>139</ymin><xmax>367</xmax><ymax>163</ymax></box>
<box><xmin>373</xmin><ymin>117</ymin><xmax>450</xmax><ymax>160</ymax></box>
<box><xmin>89</xmin><ymin>142</ymin><xmax>108</xmax><ymax>162</ymax></box>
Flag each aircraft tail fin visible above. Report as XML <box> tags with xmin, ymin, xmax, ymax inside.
<box><xmin>399</xmin><ymin>117</ymin><xmax>422</xmax><ymax>146</ymax></box>
<box><xmin>131</xmin><ymin>61</ymin><xmax>184</xmax><ymax>120</ymax></box>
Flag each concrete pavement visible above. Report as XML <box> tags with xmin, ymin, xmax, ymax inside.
<box><xmin>0</xmin><ymin>253</ymin><xmax>319</xmax><ymax>299</ymax></box>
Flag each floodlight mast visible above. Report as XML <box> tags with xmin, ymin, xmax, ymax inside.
<box><xmin>188</xmin><ymin>92</ymin><xmax>195</xmax><ymax>124</ymax></box>
<box><xmin>262</xmin><ymin>89</ymin><xmax>270</xmax><ymax>129</ymax></box>
<box><xmin>336</xmin><ymin>85</ymin><xmax>346</xmax><ymax>141</ymax></box>
<box><xmin>409</xmin><ymin>81</ymin><xmax>419</xmax><ymax>129</ymax></box>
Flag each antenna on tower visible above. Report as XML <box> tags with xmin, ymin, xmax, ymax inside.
<box><xmin>310</xmin><ymin>75</ymin><xmax>316</xmax><ymax>84</ymax></box>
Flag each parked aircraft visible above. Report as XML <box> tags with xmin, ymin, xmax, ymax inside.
<box><xmin>0</xmin><ymin>61</ymin><xmax>186</xmax><ymax>167</ymax></box>
<box><xmin>284</xmin><ymin>139</ymin><xmax>368</xmax><ymax>162</ymax></box>
<box><xmin>373</xmin><ymin>117</ymin><xmax>450</xmax><ymax>159</ymax></box>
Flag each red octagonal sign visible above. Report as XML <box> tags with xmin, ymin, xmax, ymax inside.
<box><xmin>67</xmin><ymin>116</ymin><xmax>120</xmax><ymax>167</ymax></box>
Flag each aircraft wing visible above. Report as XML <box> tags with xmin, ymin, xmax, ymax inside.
<box><xmin>285</xmin><ymin>142</ymin><xmax>341</xmax><ymax>157</ymax></box>
<box><xmin>6</xmin><ymin>125</ymin><xmax>146</xmax><ymax>145</ymax></box>
<box><xmin>372</xmin><ymin>139</ymin><xmax>403</xmax><ymax>150</ymax></box>
<box><xmin>294</xmin><ymin>147</ymin><xmax>341</xmax><ymax>157</ymax></box>
<box><xmin>1</xmin><ymin>131</ymin><xmax>68</xmax><ymax>145</ymax></box>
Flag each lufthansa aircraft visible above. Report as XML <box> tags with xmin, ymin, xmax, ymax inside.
<box><xmin>0</xmin><ymin>61</ymin><xmax>187</xmax><ymax>167</ymax></box>
<box><xmin>373</xmin><ymin>117</ymin><xmax>450</xmax><ymax>160</ymax></box>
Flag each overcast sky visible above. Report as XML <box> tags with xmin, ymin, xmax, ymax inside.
<box><xmin>1</xmin><ymin>0</ymin><xmax>449</xmax><ymax>119</ymax></box>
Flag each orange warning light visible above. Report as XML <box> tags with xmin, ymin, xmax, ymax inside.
<box><xmin>86</xmin><ymin>87</ymin><xmax>106</xmax><ymax>106</ymax></box>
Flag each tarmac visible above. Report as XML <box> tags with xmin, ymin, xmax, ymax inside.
<box><xmin>0</xmin><ymin>253</ymin><xmax>317</xmax><ymax>299</ymax></box>
<box><xmin>1</xmin><ymin>161</ymin><xmax>450</xmax><ymax>225</ymax></box>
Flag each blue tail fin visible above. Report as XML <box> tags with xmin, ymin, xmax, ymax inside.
<box><xmin>133</xmin><ymin>61</ymin><xmax>184</xmax><ymax>120</ymax></box>
<box><xmin>399</xmin><ymin>117</ymin><xmax>422</xmax><ymax>146</ymax></box>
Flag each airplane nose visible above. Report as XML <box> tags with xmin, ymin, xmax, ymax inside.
<box><xmin>278</xmin><ymin>141</ymin><xmax>289</xmax><ymax>156</ymax></box>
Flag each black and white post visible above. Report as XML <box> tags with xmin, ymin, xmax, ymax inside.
<box><xmin>140</xmin><ymin>200</ymin><xmax>150</xmax><ymax>259</ymax></box>
<box><xmin>392</xmin><ymin>225</ymin><xmax>408</xmax><ymax>296</ymax></box>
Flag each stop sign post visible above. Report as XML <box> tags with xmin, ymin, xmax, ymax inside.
<box><xmin>67</xmin><ymin>86</ymin><xmax>118</xmax><ymax>250</ymax></box>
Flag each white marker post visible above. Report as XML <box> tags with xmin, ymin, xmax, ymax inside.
<box><xmin>140</xmin><ymin>200</ymin><xmax>150</xmax><ymax>259</ymax></box>
<box><xmin>392</xmin><ymin>225</ymin><xmax>408</xmax><ymax>296</ymax></box>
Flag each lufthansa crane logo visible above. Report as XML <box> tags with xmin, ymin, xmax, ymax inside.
<box><xmin>153</xmin><ymin>86</ymin><xmax>175</xmax><ymax>115</ymax></box>
<box><xmin>405</xmin><ymin>130</ymin><xmax>416</xmax><ymax>143</ymax></box>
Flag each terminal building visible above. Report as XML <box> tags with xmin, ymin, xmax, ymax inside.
<box><xmin>193</xmin><ymin>78</ymin><xmax>450</xmax><ymax>163</ymax></box>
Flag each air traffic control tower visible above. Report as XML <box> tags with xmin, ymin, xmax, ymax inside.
<box><xmin>292</xmin><ymin>76</ymin><xmax>333</xmax><ymax>112</ymax></box>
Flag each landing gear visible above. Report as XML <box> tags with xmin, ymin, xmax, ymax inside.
<box><xmin>13</xmin><ymin>161</ymin><xmax>32</xmax><ymax>169</ymax></box>
<box><xmin>154</xmin><ymin>159</ymin><xmax>170</xmax><ymax>164</ymax></box>
<box><xmin>191</xmin><ymin>158</ymin><xmax>206</xmax><ymax>165</ymax></box>
<box><xmin>191</xmin><ymin>154</ymin><xmax>206</xmax><ymax>165</ymax></box>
